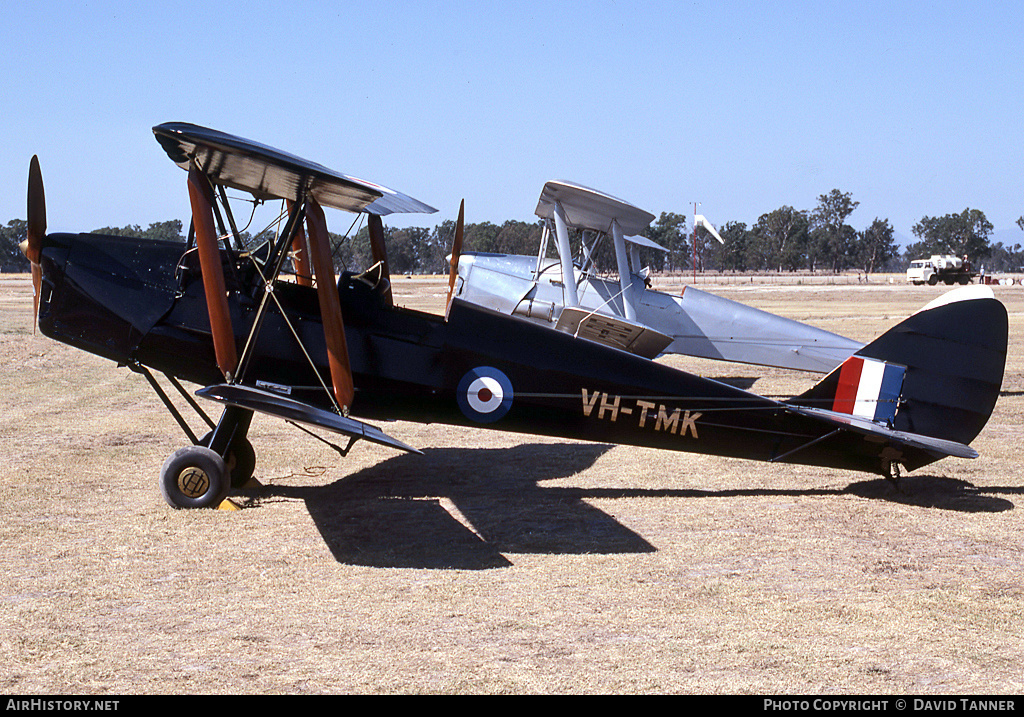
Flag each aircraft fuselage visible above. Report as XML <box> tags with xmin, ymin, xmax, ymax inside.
<box><xmin>35</xmin><ymin>231</ymin><xmax>943</xmax><ymax>475</ymax></box>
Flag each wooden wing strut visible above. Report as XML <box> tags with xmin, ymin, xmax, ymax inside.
<box><xmin>187</xmin><ymin>165</ymin><xmax>238</xmax><ymax>381</ymax></box>
<box><xmin>304</xmin><ymin>196</ymin><xmax>355</xmax><ymax>412</ymax></box>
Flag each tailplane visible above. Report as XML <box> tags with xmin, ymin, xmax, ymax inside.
<box><xmin>792</xmin><ymin>286</ymin><xmax>1007</xmax><ymax>451</ymax></box>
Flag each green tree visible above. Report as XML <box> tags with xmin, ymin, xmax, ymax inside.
<box><xmin>141</xmin><ymin>220</ymin><xmax>184</xmax><ymax>242</ymax></box>
<box><xmin>390</xmin><ymin>226</ymin><xmax>432</xmax><ymax>274</ymax></box>
<box><xmin>333</xmin><ymin>226</ymin><xmax>372</xmax><ymax>273</ymax></box>
<box><xmin>693</xmin><ymin>225</ymin><xmax>724</xmax><ymax>273</ymax></box>
<box><xmin>751</xmin><ymin>206</ymin><xmax>809</xmax><ymax>271</ymax></box>
<box><xmin>710</xmin><ymin>221</ymin><xmax>751</xmax><ymax>272</ymax></box>
<box><xmin>985</xmin><ymin>241</ymin><xmax>1024</xmax><ymax>273</ymax></box>
<box><xmin>810</xmin><ymin>189</ymin><xmax>859</xmax><ymax>272</ymax></box>
<box><xmin>423</xmin><ymin>219</ymin><xmax>457</xmax><ymax>275</ymax></box>
<box><xmin>463</xmin><ymin>221</ymin><xmax>501</xmax><ymax>254</ymax></box>
<box><xmin>910</xmin><ymin>208</ymin><xmax>993</xmax><ymax>263</ymax></box>
<box><xmin>854</xmin><ymin>218</ymin><xmax>898</xmax><ymax>276</ymax></box>
<box><xmin>642</xmin><ymin>212</ymin><xmax>688</xmax><ymax>272</ymax></box>
<box><xmin>495</xmin><ymin>220</ymin><xmax>544</xmax><ymax>257</ymax></box>
<box><xmin>0</xmin><ymin>219</ymin><xmax>29</xmax><ymax>272</ymax></box>
<box><xmin>92</xmin><ymin>220</ymin><xmax>185</xmax><ymax>242</ymax></box>
<box><xmin>92</xmin><ymin>223</ymin><xmax>146</xmax><ymax>237</ymax></box>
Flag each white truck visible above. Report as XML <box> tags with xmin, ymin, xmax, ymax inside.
<box><xmin>906</xmin><ymin>254</ymin><xmax>976</xmax><ymax>285</ymax></box>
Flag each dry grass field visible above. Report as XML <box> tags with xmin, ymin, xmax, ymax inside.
<box><xmin>1</xmin><ymin>272</ymin><xmax>1022</xmax><ymax>694</ymax></box>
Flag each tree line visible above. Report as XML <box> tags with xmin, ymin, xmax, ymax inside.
<box><xmin>4</xmin><ymin>191</ymin><xmax>1024</xmax><ymax>275</ymax></box>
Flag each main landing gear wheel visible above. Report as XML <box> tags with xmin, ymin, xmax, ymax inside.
<box><xmin>160</xmin><ymin>446</ymin><xmax>230</xmax><ymax>509</ymax></box>
<box><xmin>199</xmin><ymin>431</ymin><xmax>256</xmax><ymax>488</ymax></box>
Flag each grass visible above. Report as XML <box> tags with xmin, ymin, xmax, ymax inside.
<box><xmin>1</xmin><ymin>273</ymin><xmax>1022</xmax><ymax>694</ymax></box>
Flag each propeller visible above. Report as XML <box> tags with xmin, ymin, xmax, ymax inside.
<box><xmin>367</xmin><ymin>213</ymin><xmax>393</xmax><ymax>305</ymax></box>
<box><xmin>21</xmin><ymin>156</ymin><xmax>46</xmax><ymax>328</ymax></box>
<box><xmin>446</xmin><ymin>199</ymin><xmax>465</xmax><ymax>313</ymax></box>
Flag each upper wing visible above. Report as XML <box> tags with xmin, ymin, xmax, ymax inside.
<box><xmin>153</xmin><ymin>122</ymin><xmax>437</xmax><ymax>216</ymax></box>
<box><xmin>535</xmin><ymin>180</ymin><xmax>655</xmax><ymax>235</ymax></box>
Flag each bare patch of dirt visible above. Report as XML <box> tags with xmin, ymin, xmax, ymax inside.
<box><xmin>1</xmin><ymin>273</ymin><xmax>1022</xmax><ymax>694</ymax></box>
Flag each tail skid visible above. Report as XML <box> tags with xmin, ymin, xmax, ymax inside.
<box><xmin>790</xmin><ymin>286</ymin><xmax>1007</xmax><ymax>471</ymax></box>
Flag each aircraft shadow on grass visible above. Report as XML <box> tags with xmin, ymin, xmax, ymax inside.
<box><xmin>845</xmin><ymin>475</ymin><xmax>1019</xmax><ymax>513</ymax></box>
<box><xmin>258</xmin><ymin>443</ymin><xmax>647</xmax><ymax>569</ymax></box>
<box><xmin>250</xmin><ymin>443</ymin><xmax>1017</xmax><ymax>569</ymax></box>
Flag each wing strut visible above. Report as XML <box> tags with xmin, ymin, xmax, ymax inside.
<box><xmin>552</xmin><ymin>201</ymin><xmax>580</xmax><ymax>308</ymax></box>
<box><xmin>305</xmin><ymin>196</ymin><xmax>355</xmax><ymax>412</ymax></box>
<box><xmin>187</xmin><ymin>165</ymin><xmax>238</xmax><ymax>381</ymax></box>
<box><xmin>611</xmin><ymin>219</ymin><xmax>636</xmax><ymax>321</ymax></box>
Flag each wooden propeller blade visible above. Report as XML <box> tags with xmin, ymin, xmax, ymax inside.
<box><xmin>446</xmin><ymin>199</ymin><xmax>465</xmax><ymax>311</ymax></box>
<box><xmin>19</xmin><ymin>236</ymin><xmax>41</xmax><ymax>328</ymax></box>
<box><xmin>367</xmin><ymin>213</ymin><xmax>393</xmax><ymax>305</ymax></box>
<box><xmin>29</xmin><ymin>263</ymin><xmax>41</xmax><ymax>330</ymax></box>
<box><xmin>26</xmin><ymin>156</ymin><xmax>45</xmax><ymax>265</ymax></box>
<box><xmin>287</xmin><ymin>200</ymin><xmax>313</xmax><ymax>287</ymax></box>
<box><xmin>24</xmin><ymin>156</ymin><xmax>46</xmax><ymax>330</ymax></box>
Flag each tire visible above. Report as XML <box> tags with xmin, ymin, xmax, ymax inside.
<box><xmin>198</xmin><ymin>431</ymin><xmax>257</xmax><ymax>489</ymax></box>
<box><xmin>160</xmin><ymin>446</ymin><xmax>229</xmax><ymax>509</ymax></box>
<box><xmin>927</xmin><ymin>274</ymin><xmax>938</xmax><ymax>285</ymax></box>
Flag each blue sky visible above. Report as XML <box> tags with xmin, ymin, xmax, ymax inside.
<box><xmin>3</xmin><ymin>1</ymin><xmax>1022</xmax><ymax>246</ymax></box>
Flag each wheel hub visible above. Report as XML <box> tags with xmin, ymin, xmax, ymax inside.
<box><xmin>177</xmin><ymin>467</ymin><xmax>211</xmax><ymax>499</ymax></box>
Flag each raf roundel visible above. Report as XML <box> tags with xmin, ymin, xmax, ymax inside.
<box><xmin>457</xmin><ymin>367</ymin><xmax>514</xmax><ymax>423</ymax></box>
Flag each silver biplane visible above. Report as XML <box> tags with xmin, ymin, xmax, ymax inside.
<box><xmin>450</xmin><ymin>180</ymin><xmax>863</xmax><ymax>372</ymax></box>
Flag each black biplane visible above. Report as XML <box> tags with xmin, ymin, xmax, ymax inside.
<box><xmin>21</xmin><ymin>123</ymin><xmax>1008</xmax><ymax>509</ymax></box>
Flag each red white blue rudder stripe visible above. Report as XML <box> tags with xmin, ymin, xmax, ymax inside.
<box><xmin>832</xmin><ymin>356</ymin><xmax>906</xmax><ymax>424</ymax></box>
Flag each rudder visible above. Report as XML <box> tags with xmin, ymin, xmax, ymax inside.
<box><xmin>794</xmin><ymin>286</ymin><xmax>1007</xmax><ymax>447</ymax></box>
